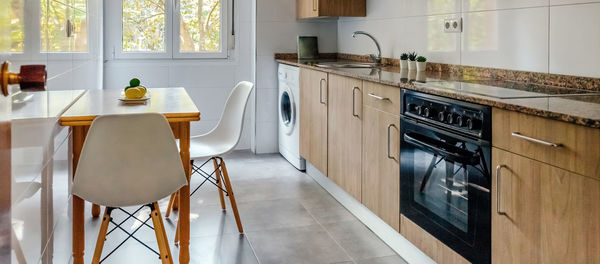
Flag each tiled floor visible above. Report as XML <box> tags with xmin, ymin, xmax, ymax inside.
<box><xmin>15</xmin><ymin>151</ymin><xmax>408</xmax><ymax>264</ymax></box>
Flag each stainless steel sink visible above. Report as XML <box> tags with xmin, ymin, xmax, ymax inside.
<box><xmin>315</xmin><ymin>62</ymin><xmax>381</xmax><ymax>69</ymax></box>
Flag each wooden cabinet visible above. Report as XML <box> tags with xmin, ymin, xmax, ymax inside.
<box><xmin>299</xmin><ymin>68</ymin><xmax>328</xmax><ymax>175</ymax></box>
<box><xmin>297</xmin><ymin>0</ymin><xmax>366</xmax><ymax>19</ymax></box>
<box><xmin>492</xmin><ymin>147</ymin><xmax>600</xmax><ymax>264</ymax></box>
<box><xmin>327</xmin><ymin>74</ymin><xmax>363</xmax><ymax>201</ymax></box>
<box><xmin>362</xmin><ymin>107</ymin><xmax>400</xmax><ymax>231</ymax></box>
<box><xmin>361</xmin><ymin>83</ymin><xmax>400</xmax><ymax>231</ymax></box>
<box><xmin>493</xmin><ymin>108</ymin><xmax>600</xmax><ymax>179</ymax></box>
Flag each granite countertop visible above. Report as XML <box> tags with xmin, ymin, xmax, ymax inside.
<box><xmin>277</xmin><ymin>58</ymin><xmax>600</xmax><ymax>129</ymax></box>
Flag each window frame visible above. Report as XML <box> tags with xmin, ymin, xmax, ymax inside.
<box><xmin>111</xmin><ymin>0</ymin><xmax>228</xmax><ymax>60</ymax></box>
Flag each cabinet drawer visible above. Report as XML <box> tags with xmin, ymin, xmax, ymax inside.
<box><xmin>363</xmin><ymin>81</ymin><xmax>401</xmax><ymax>115</ymax></box>
<box><xmin>492</xmin><ymin>108</ymin><xmax>600</xmax><ymax>179</ymax></box>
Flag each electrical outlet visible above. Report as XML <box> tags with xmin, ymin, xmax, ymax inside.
<box><xmin>444</xmin><ymin>18</ymin><xmax>462</xmax><ymax>33</ymax></box>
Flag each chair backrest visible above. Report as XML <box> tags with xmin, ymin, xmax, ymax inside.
<box><xmin>201</xmin><ymin>81</ymin><xmax>254</xmax><ymax>151</ymax></box>
<box><xmin>72</xmin><ymin>113</ymin><xmax>188</xmax><ymax>207</ymax></box>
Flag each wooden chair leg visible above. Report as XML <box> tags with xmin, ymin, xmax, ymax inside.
<box><xmin>165</xmin><ymin>193</ymin><xmax>176</xmax><ymax>217</ymax></box>
<box><xmin>213</xmin><ymin>158</ymin><xmax>226</xmax><ymax>210</ymax></box>
<box><xmin>174</xmin><ymin>216</ymin><xmax>180</xmax><ymax>243</ymax></box>
<box><xmin>220</xmin><ymin>159</ymin><xmax>244</xmax><ymax>233</ymax></box>
<box><xmin>150</xmin><ymin>202</ymin><xmax>174</xmax><ymax>264</ymax></box>
<box><xmin>11</xmin><ymin>227</ymin><xmax>27</xmax><ymax>264</ymax></box>
<box><xmin>92</xmin><ymin>207</ymin><xmax>112</xmax><ymax>264</ymax></box>
<box><xmin>172</xmin><ymin>192</ymin><xmax>179</xmax><ymax>211</ymax></box>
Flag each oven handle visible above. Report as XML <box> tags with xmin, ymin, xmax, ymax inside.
<box><xmin>403</xmin><ymin>132</ymin><xmax>478</xmax><ymax>165</ymax></box>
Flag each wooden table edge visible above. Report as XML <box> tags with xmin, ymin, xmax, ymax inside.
<box><xmin>59</xmin><ymin>113</ymin><xmax>200</xmax><ymax>126</ymax></box>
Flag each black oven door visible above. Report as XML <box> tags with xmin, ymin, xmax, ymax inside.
<box><xmin>400</xmin><ymin>117</ymin><xmax>491</xmax><ymax>264</ymax></box>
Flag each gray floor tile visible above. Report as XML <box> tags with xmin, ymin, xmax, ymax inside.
<box><xmin>324</xmin><ymin>220</ymin><xmax>395</xmax><ymax>261</ymax></box>
<box><xmin>301</xmin><ymin>192</ymin><xmax>357</xmax><ymax>224</ymax></box>
<box><xmin>237</xmin><ymin>199</ymin><xmax>317</xmax><ymax>232</ymax></box>
<box><xmin>246</xmin><ymin>225</ymin><xmax>352</xmax><ymax>264</ymax></box>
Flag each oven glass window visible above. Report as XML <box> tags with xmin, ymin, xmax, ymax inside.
<box><xmin>413</xmin><ymin>150</ymin><xmax>469</xmax><ymax>232</ymax></box>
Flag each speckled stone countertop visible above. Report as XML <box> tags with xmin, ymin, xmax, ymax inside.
<box><xmin>277</xmin><ymin>58</ymin><xmax>600</xmax><ymax>129</ymax></box>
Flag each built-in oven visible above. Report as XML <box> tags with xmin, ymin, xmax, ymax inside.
<box><xmin>400</xmin><ymin>90</ymin><xmax>492</xmax><ymax>264</ymax></box>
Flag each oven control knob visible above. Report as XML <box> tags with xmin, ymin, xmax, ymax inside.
<box><xmin>423</xmin><ymin>107</ymin><xmax>432</xmax><ymax>118</ymax></box>
<box><xmin>447</xmin><ymin>113</ymin><xmax>456</xmax><ymax>124</ymax></box>
<box><xmin>438</xmin><ymin>111</ymin><xmax>446</xmax><ymax>122</ymax></box>
<box><xmin>467</xmin><ymin>118</ymin><xmax>481</xmax><ymax>130</ymax></box>
<box><xmin>416</xmin><ymin>105</ymin><xmax>424</xmax><ymax>115</ymax></box>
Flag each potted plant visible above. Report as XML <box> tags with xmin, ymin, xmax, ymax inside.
<box><xmin>408</xmin><ymin>52</ymin><xmax>417</xmax><ymax>70</ymax></box>
<box><xmin>400</xmin><ymin>53</ymin><xmax>409</xmax><ymax>69</ymax></box>
<box><xmin>416</xmin><ymin>56</ymin><xmax>427</xmax><ymax>71</ymax></box>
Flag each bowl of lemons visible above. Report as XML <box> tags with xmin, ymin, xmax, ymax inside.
<box><xmin>120</xmin><ymin>78</ymin><xmax>149</xmax><ymax>102</ymax></box>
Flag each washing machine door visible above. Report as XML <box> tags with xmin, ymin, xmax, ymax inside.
<box><xmin>279</xmin><ymin>83</ymin><xmax>296</xmax><ymax>135</ymax></box>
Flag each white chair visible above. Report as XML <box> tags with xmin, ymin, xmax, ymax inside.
<box><xmin>72</xmin><ymin>113</ymin><xmax>188</xmax><ymax>264</ymax></box>
<box><xmin>166</xmin><ymin>81</ymin><xmax>254</xmax><ymax>236</ymax></box>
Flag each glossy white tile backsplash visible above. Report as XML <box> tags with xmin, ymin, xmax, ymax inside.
<box><xmin>338</xmin><ymin>0</ymin><xmax>600</xmax><ymax>78</ymax></box>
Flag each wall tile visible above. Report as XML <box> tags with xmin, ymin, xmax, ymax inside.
<box><xmin>255</xmin><ymin>121</ymin><xmax>279</xmax><ymax>154</ymax></box>
<box><xmin>401</xmin><ymin>0</ymin><xmax>461</xmax><ymax>17</ymax></box>
<box><xmin>550</xmin><ymin>0</ymin><xmax>600</xmax><ymax>5</ymax></box>
<box><xmin>168</xmin><ymin>65</ymin><xmax>237</xmax><ymax>88</ymax></box>
<box><xmin>256</xmin><ymin>88</ymin><xmax>279</xmax><ymax>123</ymax></box>
<box><xmin>461</xmin><ymin>8</ymin><xmax>549</xmax><ymax>73</ymax></box>
<box><xmin>257</xmin><ymin>21</ymin><xmax>338</xmax><ymax>56</ymax></box>
<box><xmin>257</xmin><ymin>0</ymin><xmax>296</xmax><ymax>22</ymax></box>
<box><xmin>401</xmin><ymin>14</ymin><xmax>462</xmax><ymax>65</ymax></box>
<box><xmin>549</xmin><ymin>3</ymin><xmax>600</xmax><ymax>78</ymax></box>
<box><xmin>462</xmin><ymin>0</ymin><xmax>548</xmax><ymax>12</ymax></box>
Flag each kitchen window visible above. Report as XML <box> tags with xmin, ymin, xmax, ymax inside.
<box><xmin>3</xmin><ymin>0</ymin><xmax>93</xmax><ymax>56</ymax></box>
<box><xmin>109</xmin><ymin>0</ymin><xmax>229</xmax><ymax>59</ymax></box>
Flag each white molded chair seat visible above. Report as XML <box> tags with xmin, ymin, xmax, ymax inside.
<box><xmin>168</xmin><ymin>81</ymin><xmax>254</xmax><ymax>236</ymax></box>
<box><xmin>189</xmin><ymin>81</ymin><xmax>254</xmax><ymax>160</ymax></box>
<box><xmin>72</xmin><ymin>113</ymin><xmax>186</xmax><ymax>264</ymax></box>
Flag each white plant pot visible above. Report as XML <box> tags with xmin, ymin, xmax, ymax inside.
<box><xmin>416</xmin><ymin>61</ymin><xmax>427</xmax><ymax>72</ymax></box>
<box><xmin>408</xmin><ymin>61</ymin><xmax>417</xmax><ymax>70</ymax></box>
<box><xmin>400</xmin><ymin>59</ymin><xmax>408</xmax><ymax>69</ymax></box>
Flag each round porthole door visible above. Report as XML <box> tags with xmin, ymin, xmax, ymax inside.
<box><xmin>279</xmin><ymin>84</ymin><xmax>296</xmax><ymax>135</ymax></box>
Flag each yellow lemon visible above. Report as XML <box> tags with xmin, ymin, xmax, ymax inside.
<box><xmin>125</xmin><ymin>87</ymin><xmax>144</xmax><ymax>99</ymax></box>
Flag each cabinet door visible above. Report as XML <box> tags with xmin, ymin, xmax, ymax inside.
<box><xmin>492</xmin><ymin>148</ymin><xmax>600</xmax><ymax>264</ymax></box>
<box><xmin>299</xmin><ymin>68</ymin><xmax>328</xmax><ymax>175</ymax></box>
<box><xmin>328</xmin><ymin>74</ymin><xmax>362</xmax><ymax>200</ymax></box>
<box><xmin>297</xmin><ymin>0</ymin><xmax>319</xmax><ymax>19</ymax></box>
<box><xmin>362</xmin><ymin>107</ymin><xmax>400</xmax><ymax>231</ymax></box>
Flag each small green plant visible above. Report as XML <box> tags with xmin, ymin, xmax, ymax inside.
<box><xmin>400</xmin><ymin>53</ymin><xmax>409</xmax><ymax>60</ymax></box>
<box><xmin>416</xmin><ymin>56</ymin><xmax>427</xmax><ymax>62</ymax></box>
<box><xmin>408</xmin><ymin>52</ymin><xmax>418</xmax><ymax>61</ymax></box>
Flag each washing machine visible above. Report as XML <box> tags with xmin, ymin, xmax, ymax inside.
<box><xmin>278</xmin><ymin>64</ymin><xmax>306</xmax><ymax>171</ymax></box>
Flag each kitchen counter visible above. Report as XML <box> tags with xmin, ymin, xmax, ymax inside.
<box><xmin>277</xmin><ymin>58</ymin><xmax>600</xmax><ymax>129</ymax></box>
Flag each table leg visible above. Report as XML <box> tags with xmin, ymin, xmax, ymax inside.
<box><xmin>71</xmin><ymin>126</ymin><xmax>87</xmax><ymax>264</ymax></box>
<box><xmin>178</xmin><ymin>122</ymin><xmax>191</xmax><ymax>264</ymax></box>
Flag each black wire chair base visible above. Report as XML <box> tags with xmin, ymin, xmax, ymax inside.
<box><xmin>190</xmin><ymin>157</ymin><xmax>229</xmax><ymax>197</ymax></box>
<box><xmin>99</xmin><ymin>204</ymin><xmax>161</xmax><ymax>263</ymax></box>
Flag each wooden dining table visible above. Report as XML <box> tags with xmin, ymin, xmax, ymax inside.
<box><xmin>59</xmin><ymin>87</ymin><xmax>200</xmax><ymax>264</ymax></box>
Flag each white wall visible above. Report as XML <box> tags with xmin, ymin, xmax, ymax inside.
<box><xmin>255</xmin><ymin>0</ymin><xmax>338</xmax><ymax>153</ymax></box>
<box><xmin>338</xmin><ymin>0</ymin><xmax>600</xmax><ymax>78</ymax></box>
<box><xmin>103</xmin><ymin>0</ymin><xmax>255</xmax><ymax>150</ymax></box>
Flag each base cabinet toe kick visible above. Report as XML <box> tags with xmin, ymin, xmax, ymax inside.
<box><xmin>298</xmin><ymin>67</ymin><xmax>600</xmax><ymax>264</ymax></box>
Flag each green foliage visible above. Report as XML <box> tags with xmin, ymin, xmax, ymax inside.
<box><xmin>122</xmin><ymin>0</ymin><xmax>221</xmax><ymax>53</ymax></box>
<box><xmin>416</xmin><ymin>56</ymin><xmax>427</xmax><ymax>62</ymax></box>
<box><xmin>41</xmin><ymin>0</ymin><xmax>88</xmax><ymax>52</ymax></box>
<box><xmin>400</xmin><ymin>53</ymin><xmax>408</xmax><ymax>60</ymax></box>
<box><xmin>408</xmin><ymin>52</ymin><xmax>418</xmax><ymax>61</ymax></box>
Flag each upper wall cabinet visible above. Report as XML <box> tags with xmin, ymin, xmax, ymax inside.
<box><xmin>297</xmin><ymin>0</ymin><xmax>366</xmax><ymax>19</ymax></box>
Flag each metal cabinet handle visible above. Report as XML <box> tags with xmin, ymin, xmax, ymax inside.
<box><xmin>496</xmin><ymin>165</ymin><xmax>507</xmax><ymax>215</ymax></box>
<box><xmin>511</xmin><ymin>132</ymin><xmax>562</xmax><ymax>147</ymax></box>
<box><xmin>319</xmin><ymin>78</ymin><xmax>326</xmax><ymax>104</ymax></box>
<box><xmin>387</xmin><ymin>124</ymin><xmax>397</xmax><ymax>161</ymax></box>
<box><xmin>313</xmin><ymin>0</ymin><xmax>318</xmax><ymax>11</ymax></box>
<box><xmin>368</xmin><ymin>93</ymin><xmax>389</xmax><ymax>101</ymax></box>
<box><xmin>352</xmin><ymin>87</ymin><xmax>360</xmax><ymax>117</ymax></box>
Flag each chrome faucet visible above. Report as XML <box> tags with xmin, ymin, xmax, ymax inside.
<box><xmin>352</xmin><ymin>31</ymin><xmax>382</xmax><ymax>64</ymax></box>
